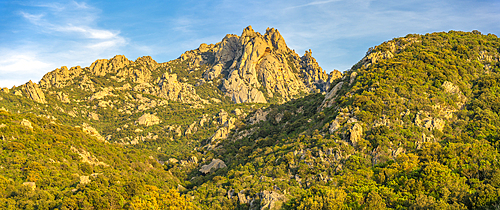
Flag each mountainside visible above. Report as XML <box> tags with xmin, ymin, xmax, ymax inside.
<box><xmin>1</xmin><ymin>29</ymin><xmax>500</xmax><ymax>209</ymax></box>
<box><xmin>1</xmin><ymin>26</ymin><xmax>337</xmax><ymax>156</ymax></box>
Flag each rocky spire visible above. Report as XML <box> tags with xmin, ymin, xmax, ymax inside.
<box><xmin>22</xmin><ymin>80</ymin><xmax>46</xmax><ymax>104</ymax></box>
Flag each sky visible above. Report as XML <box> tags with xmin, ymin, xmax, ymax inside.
<box><xmin>0</xmin><ymin>0</ymin><xmax>499</xmax><ymax>88</ymax></box>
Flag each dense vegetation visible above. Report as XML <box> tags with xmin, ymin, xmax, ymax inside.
<box><xmin>0</xmin><ymin>109</ymin><xmax>196</xmax><ymax>209</ymax></box>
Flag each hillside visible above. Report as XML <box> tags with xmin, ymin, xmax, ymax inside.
<box><xmin>0</xmin><ymin>26</ymin><xmax>337</xmax><ymax>157</ymax></box>
<box><xmin>1</xmin><ymin>29</ymin><xmax>500</xmax><ymax>209</ymax></box>
<box><xmin>175</xmin><ymin>30</ymin><xmax>500</xmax><ymax>209</ymax></box>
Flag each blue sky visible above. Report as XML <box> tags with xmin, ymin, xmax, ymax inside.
<box><xmin>1</xmin><ymin>0</ymin><xmax>499</xmax><ymax>88</ymax></box>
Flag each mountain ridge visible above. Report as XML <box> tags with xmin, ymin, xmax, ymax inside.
<box><xmin>1</xmin><ymin>29</ymin><xmax>500</xmax><ymax>209</ymax></box>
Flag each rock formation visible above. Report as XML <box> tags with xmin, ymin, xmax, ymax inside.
<box><xmin>89</xmin><ymin>55</ymin><xmax>132</xmax><ymax>76</ymax></box>
<box><xmin>182</xmin><ymin>26</ymin><xmax>333</xmax><ymax>103</ymax></box>
<box><xmin>39</xmin><ymin>66</ymin><xmax>84</xmax><ymax>89</ymax></box>
<box><xmin>20</xmin><ymin>119</ymin><xmax>33</xmax><ymax>130</ymax></box>
<box><xmin>137</xmin><ymin>113</ymin><xmax>161</xmax><ymax>126</ymax></box>
<box><xmin>82</xmin><ymin>123</ymin><xmax>106</xmax><ymax>142</ymax></box>
<box><xmin>21</xmin><ymin>80</ymin><xmax>46</xmax><ymax>104</ymax></box>
<box><xmin>156</xmin><ymin>73</ymin><xmax>205</xmax><ymax>104</ymax></box>
<box><xmin>199</xmin><ymin>159</ymin><xmax>227</xmax><ymax>174</ymax></box>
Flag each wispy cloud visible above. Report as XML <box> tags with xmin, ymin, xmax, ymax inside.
<box><xmin>285</xmin><ymin>0</ymin><xmax>341</xmax><ymax>9</ymax></box>
<box><xmin>0</xmin><ymin>48</ymin><xmax>53</xmax><ymax>88</ymax></box>
<box><xmin>0</xmin><ymin>1</ymin><xmax>132</xmax><ymax>87</ymax></box>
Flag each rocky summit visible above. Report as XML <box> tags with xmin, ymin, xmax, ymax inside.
<box><xmin>1</xmin><ymin>29</ymin><xmax>500</xmax><ymax>210</ymax></box>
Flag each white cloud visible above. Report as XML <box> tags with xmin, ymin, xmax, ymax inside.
<box><xmin>19</xmin><ymin>12</ymin><xmax>44</xmax><ymax>23</ymax></box>
<box><xmin>0</xmin><ymin>1</ymin><xmax>133</xmax><ymax>87</ymax></box>
<box><xmin>0</xmin><ymin>49</ymin><xmax>53</xmax><ymax>88</ymax></box>
<box><xmin>285</xmin><ymin>0</ymin><xmax>341</xmax><ymax>9</ymax></box>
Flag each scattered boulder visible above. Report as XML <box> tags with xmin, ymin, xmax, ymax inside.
<box><xmin>199</xmin><ymin>159</ymin><xmax>227</xmax><ymax>174</ymax></box>
<box><xmin>188</xmin><ymin>156</ymin><xmax>198</xmax><ymax>164</ymax></box>
<box><xmin>88</xmin><ymin>112</ymin><xmax>99</xmax><ymax>121</ymax></box>
<box><xmin>168</xmin><ymin>158</ymin><xmax>179</xmax><ymax>164</ymax></box>
<box><xmin>137</xmin><ymin>113</ymin><xmax>161</xmax><ymax>126</ymax></box>
<box><xmin>80</xmin><ymin>176</ymin><xmax>91</xmax><ymax>185</ymax></box>
<box><xmin>232</xmin><ymin>108</ymin><xmax>243</xmax><ymax>116</ymax></box>
<box><xmin>20</xmin><ymin>119</ymin><xmax>33</xmax><ymax>130</ymax></box>
<box><xmin>22</xmin><ymin>182</ymin><xmax>36</xmax><ymax>191</ymax></box>
<box><xmin>70</xmin><ymin>146</ymin><xmax>109</xmax><ymax>166</ymax></box>
<box><xmin>185</xmin><ymin>121</ymin><xmax>198</xmax><ymax>135</ymax></box>
<box><xmin>248</xmin><ymin>108</ymin><xmax>268</xmax><ymax>125</ymax></box>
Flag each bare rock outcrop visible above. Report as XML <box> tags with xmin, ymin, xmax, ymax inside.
<box><xmin>252</xmin><ymin>190</ymin><xmax>285</xmax><ymax>210</ymax></box>
<box><xmin>156</xmin><ymin>73</ymin><xmax>205</xmax><ymax>104</ymax></box>
<box><xmin>209</xmin><ymin>117</ymin><xmax>236</xmax><ymax>141</ymax></box>
<box><xmin>320</xmin><ymin>81</ymin><xmax>344</xmax><ymax>109</ymax></box>
<box><xmin>82</xmin><ymin>123</ymin><xmax>106</xmax><ymax>141</ymax></box>
<box><xmin>185</xmin><ymin>121</ymin><xmax>198</xmax><ymax>135</ymax></box>
<box><xmin>195</xmin><ymin>26</ymin><xmax>331</xmax><ymax>103</ymax></box>
<box><xmin>70</xmin><ymin>146</ymin><xmax>109</xmax><ymax>166</ymax></box>
<box><xmin>199</xmin><ymin>159</ymin><xmax>227</xmax><ymax>174</ymax></box>
<box><xmin>20</xmin><ymin>119</ymin><xmax>33</xmax><ymax>130</ymax></box>
<box><xmin>349</xmin><ymin>123</ymin><xmax>363</xmax><ymax>147</ymax></box>
<box><xmin>89</xmin><ymin>55</ymin><xmax>132</xmax><ymax>76</ymax></box>
<box><xmin>39</xmin><ymin>66</ymin><xmax>84</xmax><ymax>89</ymax></box>
<box><xmin>89</xmin><ymin>87</ymin><xmax>114</xmax><ymax>101</ymax></box>
<box><xmin>359</xmin><ymin>37</ymin><xmax>419</xmax><ymax>68</ymax></box>
<box><xmin>137</xmin><ymin>113</ymin><xmax>161</xmax><ymax>126</ymax></box>
<box><xmin>248</xmin><ymin>108</ymin><xmax>269</xmax><ymax>125</ymax></box>
<box><xmin>56</xmin><ymin>92</ymin><xmax>71</xmax><ymax>103</ymax></box>
<box><xmin>21</xmin><ymin>81</ymin><xmax>46</xmax><ymax>104</ymax></box>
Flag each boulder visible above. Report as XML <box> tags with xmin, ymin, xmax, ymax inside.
<box><xmin>137</xmin><ymin>113</ymin><xmax>161</xmax><ymax>126</ymax></box>
<box><xmin>199</xmin><ymin>159</ymin><xmax>227</xmax><ymax>174</ymax></box>
<box><xmin>80</xmin><ymin>176</ymin><xmax>91</xmax><ymax>185</ymax></box>
<box><xmin>20</xmin><ymin>119</ymin><xmax>33</xmax><ymax>130</ymax></box>
<box><xmin>22</xmin><ymin>182</ymin><xmax>36</xmax><ymax>191</ymax></box>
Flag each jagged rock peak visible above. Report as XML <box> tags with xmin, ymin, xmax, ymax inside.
<box><xmin>22</xmin><ymin>80</ymin><xmax>46</xmax><ymax>104</ymax></box>
<box><xmin>135</xmin><ymin>56</ymin><xmax>158</xmax><ymax>67</ymax></box>
<box><xmin>89</xmin><ymin>55</ymin><xmax>132</xmax><ymax>76</ymax></box>
<box><xmin>40</xmin><ymin>65</ymin><xmax>84</xmax><ymax>89</ymax></box>
<box><xmin>264</xmin><ymin>27</ymin><xmax>287</xmax><ymax>53</ymax></box>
